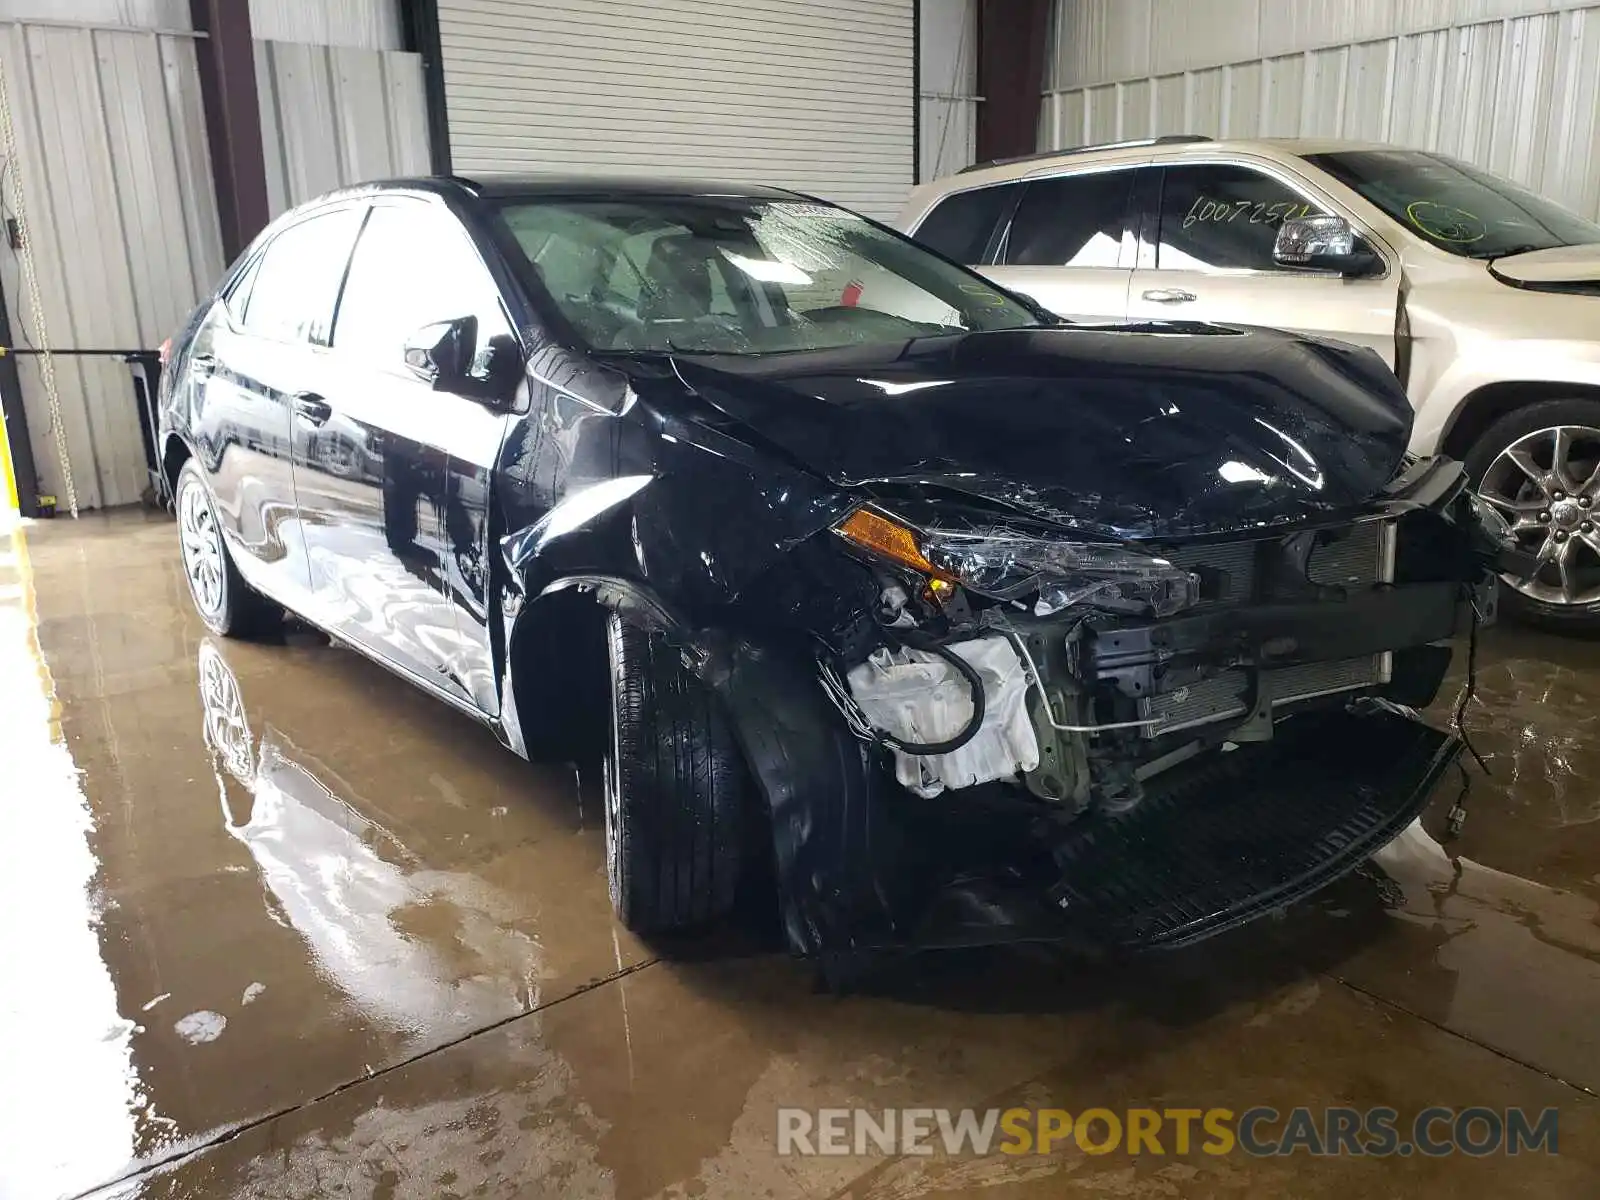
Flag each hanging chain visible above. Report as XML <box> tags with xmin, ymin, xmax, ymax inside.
<box><xmin>0</xmin><ymin>40</ymin><xmax>79</xmax><ymax>517</ymax></box>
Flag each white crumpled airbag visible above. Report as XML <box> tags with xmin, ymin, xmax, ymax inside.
<box><xmin>845</xmin><ymin>636</ymin><xmax>1039</xmax><ymax>798</ymax></box>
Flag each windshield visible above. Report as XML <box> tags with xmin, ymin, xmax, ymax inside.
<box><xmin>1306</xmin><ymin>150</ymin><xmax>1600</xmax><ymax>260</ymax></box>
<box><xmin>494</xmin><ymin>195</ymin><xmax>1040</xmax><ymax>354</ymax></box>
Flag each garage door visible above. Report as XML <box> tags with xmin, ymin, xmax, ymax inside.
<box><xmin>436</xmin><ymin>0</ymin><xmax>914</xmax><ymax>219</ymax></box>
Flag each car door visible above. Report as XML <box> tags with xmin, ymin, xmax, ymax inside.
<box><xmin>189</xmin><ymin>205</ymin><xmax>363</xmax><ymax>609</ymax></box>
<box><xmin>981</xmin><ymin>167</ymin><xmax>1139</xmax><ymax>322</ymax></box>
<box><xmin>1126</xmin><ymin>161</ymin><xmax>1401</xmax><ymax>364</ymax></box>
<box><xmin>303</xmin><ymin>198</ymin><xmax>518</xmax><ymax>711</ymax></box>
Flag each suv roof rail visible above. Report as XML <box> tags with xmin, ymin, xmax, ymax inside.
<box><xmin>956</xmin><ymin>135</ymin><xmax>1213</xmax><ymax>175</ymax></box>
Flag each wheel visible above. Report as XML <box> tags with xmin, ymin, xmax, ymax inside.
<box><xmin>175</xmin><ymin>459</ymin><xmax>280</xmax><ymax>638</ymax></box>
<box><xmin>1465</xmin><ymin>399</ymin><xmax>1600</xmax><ymax>632</ymax></box>
<box><xmin>604</xmin><ymin>612</ymin><xmax>749</xmax><ymax>933</ymax></box>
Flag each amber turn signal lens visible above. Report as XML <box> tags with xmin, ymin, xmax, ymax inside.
<box><xmin>834</xmin><ymin>508</ymin><xmax>953</xmax><ymax>580</ymax></box>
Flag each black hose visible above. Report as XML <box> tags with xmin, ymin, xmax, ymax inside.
<box><xmin>876</xmin><ymin>631</ymin><xmax>988</xmax><ymax>756</ymax></box>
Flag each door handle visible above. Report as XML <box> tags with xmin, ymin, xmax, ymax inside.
<box><xmin>189</xmin><ymin>352</ymin><xmax>217</xmax><ymax>376</ymax></box>
<box><xmin>291</xmin><ymin>391</ymin><xmax>332</xmax><ymax>425</ymax></box>
<box><xmin>1141</xmin><ymin>288</ymin><xmax>1197</xmax><ymax>304</ymax></box>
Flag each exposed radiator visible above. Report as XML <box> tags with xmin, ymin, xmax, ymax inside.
<box><xmin>1164</xmin><ymin>520</ymin><xmax>1389</xmax><ymax>608</ymax></box>
<box><xmin>1138</xmin><ymin>655</ymin><xmax>1387</xmax><ymax>738</ymax></box>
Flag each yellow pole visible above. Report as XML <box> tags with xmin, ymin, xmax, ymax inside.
<box><xmin>0</xmin><ymin>400</ymin><xmax>19</xmax><ymax>516</ymax></box>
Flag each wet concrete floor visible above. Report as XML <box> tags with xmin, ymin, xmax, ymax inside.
<box><xmin>4</xmin><ymin>509</ymin><xmax>1600</xmax><ymax>1198</ymax></box>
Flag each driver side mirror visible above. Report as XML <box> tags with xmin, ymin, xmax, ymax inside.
<box><xmin>403</xmin><ymin>315</ymin><xmax>521</xmax><ymax>406</ymax></box>
<box><xmin>1273</xmin><ymin>215</ymin><xmax>1383</xmax><ymax>277</ymax></box>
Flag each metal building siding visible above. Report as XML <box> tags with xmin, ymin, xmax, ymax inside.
<box><xmin>1042</xmin><ymin>0</ymin><xmax>1600</xmax><ymax>224</ymax></box>
<box><xmin>0</xmin><ymin>22</ymin><xmax>224</xmax><ymax>510</ymax></box>
<box><xmin>247</xmin><ymin>0</ymin><xmax>403</xmax><ymax>51</ymax></box>
<box><xmin>436</xmin><ymin>0</ymin><xmax>916</xmax><ymax>219</ymax></box>
<box><xmin>255</xmin><ymin>40</ymin><xmax>430</xmax><ymax>215</ymax></box>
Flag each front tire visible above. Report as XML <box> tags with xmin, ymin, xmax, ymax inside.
<box><xmin>604</xmin><ymin>613</ymin><xmax>749</xmax><ymax>933</ymax></box>
<box><xmin>1466</xmin><ymin>398</ymin><xmax>1600</xmax><ymax>634</ymax></box>
<box><xmin>175</xmin><ymin>460</ymin><xmax>279</xmax><ymax>638</ymax></box>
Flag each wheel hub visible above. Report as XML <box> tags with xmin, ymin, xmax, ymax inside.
<box><xmin>1479</xmin><ymin>424</ymin><xmax>1600</xmax><ymax>606</ymax></box>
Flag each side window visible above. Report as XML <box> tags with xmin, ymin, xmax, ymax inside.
<box><xmin>912</xmin><ymin>183</ymin><xmax>1019</xmax><ymax>263</ymax></box>
<box><xmin>332</xmin><ymin>203</ymin><xmax>513</xmax><ymax>371</ymax></box>
<box><xmin>1154</xmin><ymin>164</ymin><xmax>1327</xmax><ymax>271</ymax></box>
<box><xmin>1002</xmin><ymin>172</ymin><xmax>1132</xmax><ymax>268</ymax></box>
<box><xmin>241</xmin><ymin>209</ymin><xmax>361</xmax><ymax>344</ymax></box>
<box><xmin>223</xmin><ymin>254</ymin><xmax>262</xmax><ymax>322</ymax></box>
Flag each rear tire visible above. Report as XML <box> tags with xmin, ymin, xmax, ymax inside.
<box><xmin>1464</xmin><ymin>398</ymin><xmax>1600</xmax><ymax>634</ymax></box>
<box><xmin>175</xmin><ymin>459</ymin><xmax>280</xmax><ymax>639</ymax></box>
<box><xmin>604</xmin><ymin>612</ymin><xmax>749</xmax><ymax>933</ymax></box>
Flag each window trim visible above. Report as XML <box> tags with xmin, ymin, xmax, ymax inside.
<box><xmin>994</xmin><ymin>160</ymin><xmax>1145</xmax><ymax>270</ymax></box>
<box><xmin>1141</xmin><ymin>155</ymin><xmax>1396</xmax><ymax>281</ymax></box>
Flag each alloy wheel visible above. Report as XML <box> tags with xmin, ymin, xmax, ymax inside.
<box><xmin>179</xmin><ymin>479</ymin><xmax>227</xmax><ymax>618</ymax></box>
<box><xmin>1478</xmin><ymin>424</ymin><xmax>1600</xmax><ymax>605</ymax></box>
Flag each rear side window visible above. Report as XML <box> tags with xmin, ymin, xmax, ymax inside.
<box><xmin>241</xmin><ymin>208</ymin><xmax>362</xmax><ymax>344</ymax></box>
<box><xmin>911</xmin><ymin>183</ymin><xmax>1018</xmax><ymax>263</ymax></box>
<box><xmin>1003</xmin><ymin>171</ymin><xmax>1133</xmax><ymax>268</ymax></box>
<box><xmin>1153</xmin><ymin>164</ymin><xmax>1326</xmax><ymax>272</ymax></box>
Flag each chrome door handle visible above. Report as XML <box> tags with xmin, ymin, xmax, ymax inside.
<box><xmin>189</xmin><ymin>352</ymin><xmax>217</xmax><ymax>375</ymax></box>
<box><xmin>1141</xmin><ymin>288</ymin><xmax>1197</xmax><ymax>304</ymax></box>
<box><xmin>291</xmin><ymin>391</ymin><xmax>332</xmax><ymax>425</ymax></box>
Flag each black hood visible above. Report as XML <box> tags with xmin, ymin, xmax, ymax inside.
<box><xmin>631</xmin><ymin>324</ymin><xmax>1414</xmax><ymax>541</ymax></box>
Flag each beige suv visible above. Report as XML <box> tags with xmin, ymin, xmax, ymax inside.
<box><xmin>899</xmin><ymin>136</ymin><xmax>1600</xmax><ymax>631</ymax></box>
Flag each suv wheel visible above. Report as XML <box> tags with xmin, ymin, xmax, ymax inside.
<box><xmin>175</xmin><ymin>460</ymin><xmax>280</xmax><ymax>638</ymax></box>
<box><xmin>1466</xmin><ymin>398</ymin><xmax>1600</xmax><ymax>632</ymax></box>
<box><xmin>603</xmin><ymin>612</ymin><xmax>748</xmax><ymax>932</ymax></box>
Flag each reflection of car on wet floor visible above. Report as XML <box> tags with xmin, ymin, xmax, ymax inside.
<box><xmin>197</xmin><ymin>641</ymin><xmax>540</xmax><ymax>1030</ymax></box>
<box><xmin>901</xmin><ymin>138</ymin><xmax>1600</xmax><ymax>631</ymax></box>
<box><xmin>160</xmin><ymin>174</ymin><xmax>1515</xmax><ymax>980</ymax></box>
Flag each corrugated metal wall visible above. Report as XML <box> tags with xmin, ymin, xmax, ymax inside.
<box><xmin>0</xmin><ymin>4</ymin><xmax>427</xmax><ymax>511</ymax></box>
<box><xmin>1042</xmin><ymin>0</ymin><xmax>1600</xmax><ymax>222</ymax></box>
<box><xmin>248</xmin><ymin>0</ymin><xmax>402</xmax><ymax>51</ymax></box>
<box><xmin>255</xmin><ymin>39</ymin><xmax>429</xmax><ymax>216</ymax></box>
<box><xmin>920</xmin><ymin>0</ymin><xmax>978</xmax><ymax>181</ymax></box>
<box><xmin>0</xmin><ymin>20</ymin><xmax>224</xmax><ymax>511</ymax></box>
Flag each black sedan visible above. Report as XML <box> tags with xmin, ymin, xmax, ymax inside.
<box><xmin>158</xmin><ymin>174</ymin><xmax>1509</xmax><ymax>977</ymax></box>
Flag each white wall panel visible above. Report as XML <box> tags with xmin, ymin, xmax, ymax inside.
<box><xmin>255</xmin><ymin>40</ymin><xmax>430</xmax><ymax>216</ymax></box>
<box><xmin>920</xmin><ymin>0</ymin><xmax>977</xmax><ymax>180</ymax></box>
<box><xmin>438</xmin><ymin>0</ymin><xmax>915</xmax><ymax>220</ymax></box>
<box><xmin>1043</xmin><ymin>0</ymin><xmax>1600</xmax><ymax>223</ymax></box>
<box><xmin>0</xmin><ymin>22</ymin><xmax>223</xmax><ymax>511</ymax></box>
<box><xmin>248</xmin><ymin>0</ymin><xmax>401</xmax><ymax>50</ymax></box>
<box><xmin>0</xmin><ymin>1</ymin><xmax>190</xmax><ymax>29</ymax></box>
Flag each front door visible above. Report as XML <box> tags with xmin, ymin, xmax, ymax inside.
<box><xmin>1126</xmin><ymin>162</ymin><xmax>1401</xmax><ymax>363</ymax></box>
<box><xmin>297</xmin><ymin>199</ymin><xmax>516</xmax><ymax>708</ymax></box>
<box><xmin>980</xmin><ymin>167</ymin><xmax>1139</xmax><ymax>323</ymax></box>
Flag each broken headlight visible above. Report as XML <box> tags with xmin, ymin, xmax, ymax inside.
<box><xmin>834</xmin><ymin>507</ymin><xmax>1200</xmax><ymax>617</ymax></box>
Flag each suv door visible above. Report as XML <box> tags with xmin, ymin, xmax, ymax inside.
<box><xmin>190</xmin><ymin>205</ymin><xmax>363</xmax><ymax>608</ymax></box>
<box><xmin>983</xmin><ymin>168</ymin><xmax>1139</xmax><ymax>321</ymax></box>
<box><xmin>307</xmin><ymin>198</ymin><xmax>518</xmax><ymax>710</ymax></box>
<box><xmin>1127</xmin><ymin>161</ymin><xmax>1400</xmax><ymax>364</ymax></box>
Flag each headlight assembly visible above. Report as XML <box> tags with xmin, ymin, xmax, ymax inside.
<box><xmin>834</xmin><ymin>507</ymin><xmax>1200</xmax><ymax>617</ymax></box>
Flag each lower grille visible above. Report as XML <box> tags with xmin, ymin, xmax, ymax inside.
<box><xmin>1138</xmin><ymin>655</ymin><xmax>1385</xmax><ymax>738</ymax></box>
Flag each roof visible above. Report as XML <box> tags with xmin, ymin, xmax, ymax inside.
<box><xmin>367</xmin><ymin>173</ymin><xmax>805</xmax><ymax>203</ymax></box>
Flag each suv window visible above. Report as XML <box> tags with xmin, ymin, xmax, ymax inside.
<box><xmin>1154</xmin><ymin>164</ymin><xmax>1326</xmax><ymax>271</ymax></box>
<box><xmin>241</xmin><ymin>208</ymin><xmax>362</xmax><ymax>344</ymax></box>
<box><xmin>1002</xmin><ymin>171</ymin><xmax>1132</xmax><ymax>268</ymax></box>
<box><xmin>913</xmin><ymin>183</ymin><xmax>1018</xmax><ymax>263</ymax></box>
<box><xmin>333</xmin><ymin>203</ymin><xmax>513</xmax><ymax>369</ymax></box>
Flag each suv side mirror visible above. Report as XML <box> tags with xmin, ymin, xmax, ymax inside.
<box><xmin>1273</xmin><ymin>215</ymin><xmax>1382</xmax><ymax>277</ymax></box>
<box><xmin>403</xmin><ymin>315</ymin><xmax>521</xmax><ymax>406</ymax></box>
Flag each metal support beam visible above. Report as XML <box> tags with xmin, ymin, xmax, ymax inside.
<box><xmin>0</xmin><ymin>284</ymin><xmax>40</xmax><ymax>518</ymax></box>
<box><xmin>400</xmin><ymin>0</ymin><xmax>452</xmax><ymax>176</ymax></box>
<box><xmin>975</xmin><ymin>0</ymin><xmax>1051</xmax><ymax>163</ymax></box>
<box><xmin>189</xmin><ymin>0</ymin><xmax>270</xmax><ymax>260</ymax></box>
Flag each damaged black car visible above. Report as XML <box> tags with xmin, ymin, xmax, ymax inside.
<box><xmin>158</xmin><ymin>175</ymin><xmax>1514</xmax><ymax>974</ymax></box>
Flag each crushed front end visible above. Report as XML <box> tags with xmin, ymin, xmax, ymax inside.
<box><xmin>785</xmin><ymin>454</ymin><xmax>1507</xmax><ymax>961</ymax></box>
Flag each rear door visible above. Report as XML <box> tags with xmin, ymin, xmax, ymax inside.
<box><xmin>1126</xmin><ymin>161</ymin><xmax>1400</xmax><ymax>363</ymax></box>
<box><xmin>191</xmin><ymin>206</ymin><xmax>363</xmax><ymax>609</ymax></box>
<box><xmin>982</xmin><ymin>167</ymin><xmax>1139</xmax><ymax>322</ymax></box>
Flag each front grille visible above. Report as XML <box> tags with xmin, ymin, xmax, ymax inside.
<box><xmin>1138</xmin><ymin>655</ymin><xmax>1385</xmax><ymax>737</ymax></box>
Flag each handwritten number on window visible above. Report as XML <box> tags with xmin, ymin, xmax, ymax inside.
<box><xmin>1181</xmin><ymin>197</ymin><xmax>1319</xmax><ymax>230</ymax></box>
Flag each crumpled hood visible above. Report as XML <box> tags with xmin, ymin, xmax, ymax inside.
<box><xmin>1490</xmin><ymin>242</ymin><xmax>1600</xmax><ymax>285</ymax></box>
<box><xmin>650</xmin><ymin>324</ymin><xmax>1415</xmax><ymax>540</ymax></box>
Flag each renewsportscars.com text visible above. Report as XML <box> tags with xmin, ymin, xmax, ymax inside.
<box><xmin>776</xmin><ymin>1106</ymin><xmax>1559</xmax><ymax>1158</ymax></box>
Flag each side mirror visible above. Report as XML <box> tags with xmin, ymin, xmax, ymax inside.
<box><xmin>1273</xmin><ymin>215</ymin><xmax>1382</xmax><ymax>277</ymax></box>
<box><xmin>403</xmin><ymin>316</ymin><xmax>521</xmax><ymax>406</ymax></box>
